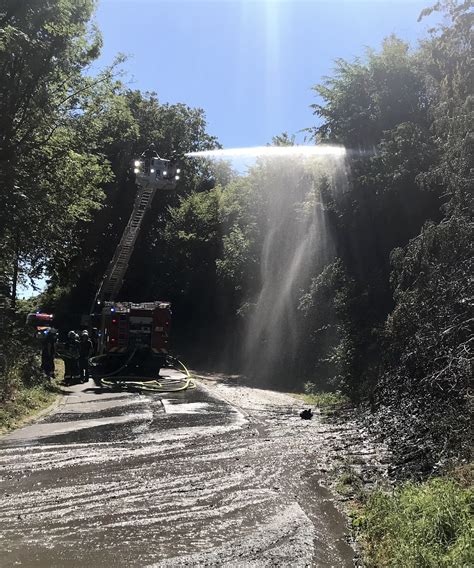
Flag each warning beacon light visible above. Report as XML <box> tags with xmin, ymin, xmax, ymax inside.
<box><xmin>26</xmin><ymin>312</ymin><xmax>55</xmax><ymax>336</ymax></box>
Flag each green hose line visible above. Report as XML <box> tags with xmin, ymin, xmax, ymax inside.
<box><xmin>98</xmin><ymin>357</ymin><xmax>196</xmax><ymax>393</ymax></box>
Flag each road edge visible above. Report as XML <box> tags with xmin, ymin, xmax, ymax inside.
<box><xmin>0</xmin><ymin>388</ymin><xmax>66</xmax><ymax>439</ymax></box>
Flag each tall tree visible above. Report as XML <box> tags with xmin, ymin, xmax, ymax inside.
<box><xmin>0</xmin><ymin>0</ymin><xmax>114</xmax><ymax>302</ymax></box>
<box><xmin>377</xmin><ymin>0</ymin><xmax>473</xmax><ymax>473</ymax></box>
<box><xmin>301</xmin><ymin>38</ymin><xmax>435</xmax><ymax>396</ymax></box>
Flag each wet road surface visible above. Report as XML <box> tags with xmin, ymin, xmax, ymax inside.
<box><xmin>0</xmin><ymin>372</ymin><xmax>354</xmax><ymax>567</ymax></box>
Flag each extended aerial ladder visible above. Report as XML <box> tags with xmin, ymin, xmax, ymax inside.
<box><xmin>86</xmin><ymin>145</ymin><xmax>183</xmax><ymax>374</ymax></box>
<box><xmin>90</xmin><ymin>146</ymin><xmax>181</xmax><ymax>314</ymax></box>
<box><xmin>33</xmin><ymin>146</ymin><xmax>193</xmax><ymax>389</ymax></box>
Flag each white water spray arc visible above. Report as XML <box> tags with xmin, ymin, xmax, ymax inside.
<box><xmin>185</xmin><ymin>145</ymin><xmax>346</xmax><ymax>160</ymax></box>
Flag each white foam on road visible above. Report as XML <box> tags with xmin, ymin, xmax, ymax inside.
<box><xmin>2</xmin><ymin>412</ymin><xmax>153</xmax><ymax>442</ymax></box>
<box><xmin>161</xmin><ymin>400</ymin><xmax>210</xmax><ymax>414</ymax></box>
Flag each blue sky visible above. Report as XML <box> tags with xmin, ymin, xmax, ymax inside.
<box><xmin>94</xmin><ymin>0</ymin><xmax>438</xmax><ymax>148</ymax></box>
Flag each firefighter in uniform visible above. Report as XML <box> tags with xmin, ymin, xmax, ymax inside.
<box><xmin>78</xmin><ymin>330</ymin><xmax>93</xmax><ymax>383</ymax></box>
<box><xmin>63</xmin><ymin>331</ymin><xmax>80</xmax><ymax>385</ymax></box>
<box><xmin>141</xmin><ymin>143</ymin><xmax>158</xmax><ymax>172</ymax></box>
<box><xmin>41</xmin><ymin>328</ymin><xmax>57</xmax><ymax>378</ymax></box>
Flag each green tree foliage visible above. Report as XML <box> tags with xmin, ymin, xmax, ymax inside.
<box><xmin>417</xmin><ymin>0</ymin><xmax>473</xmax><ymax>215</ymax></box>
<box><xmin>311</xmin><ymin>36</ymin><xmax>430</xmax><ymax>148</ymax></box>
<box><xmin>374</xmin><ymin>1</ymin><xmax>473</xmax><ymax>472</ymax></box>
<box><xmin>217</xmin><ymin>177</ymin><xmax>263</xmax><ymax>296</ymax></box>
<box><xmin>305</xmin><ymin>1</ymin><xmax>473</xmax><ymax>470</ymax></box>
<box><xmin>0</xmin><ymin>0</ymin><xmax>124</xmax><ymax>401</ymax></box>
<box><xmin>301</xmin><ymin>36</ymin><xmax>444</xmax><ymax>398</ymax></box>
<box><xmin>381</xmin><ymin>218</ymin><xmax>473</xmax><ymax>471</ymax></box>
<box><xmin>299</xmin><ymin>259</ymin><xmax>369</xmax><ymax>398</ymax></box>
<box><xmin>0</xmin><ymin>0</ymin><xmax>115</xmax><ymax>301</ymax></box>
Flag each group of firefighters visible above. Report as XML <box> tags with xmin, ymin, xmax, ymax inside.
<box><xmin>41</xmin><ymin>328</ymin><xmax>94</xmax><ymax>385</ymax></box>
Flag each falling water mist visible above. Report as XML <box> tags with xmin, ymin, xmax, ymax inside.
<box><xmin>187</xmin><ymin>145</ymin><xmax>349</xmax><ymax>385</ymax></box>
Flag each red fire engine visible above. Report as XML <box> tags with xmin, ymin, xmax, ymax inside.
<box><xmin>89</xmin><ymin>146</ymin><xmax>181</xmax><ymax>380</ymax></box>
<box><xmin>26</xmin><ymin>312</ymin><xmax>55</xmax><ymax>337</ymax></box>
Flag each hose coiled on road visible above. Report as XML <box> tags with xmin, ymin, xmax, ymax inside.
<box><xmin>99</xmin><ymin>355</ymin><xmax>196</xmax><ymax>393</ymax></box>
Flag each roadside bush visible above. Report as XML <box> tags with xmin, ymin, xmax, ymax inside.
<box><xmin>377</xmin><ymin>217</ymin><xmax>473</xmax><ymax>474</ymax></box>
<box><xmin>0</xmin><ymin>342</ymin><xmax>44</xmax><ymax>402</ymax></box>
<box><xmin>355</xmin><ymin>478</ymin><xmax>473</xmax><ymax>567</ymax></box>
<box><xmin>0</xmin><ymin>308</ymin><xmax>46</xmax><ymax>402</ymax></box>
<box><xmin>0</xmin><ymin>324</ymin><xmax>58</xmax><ymax>432</ymax></box>
<box><xmin>302</xmin><ymin>381</ymin><xmax>349</xmax><ymax>409</ymax></box>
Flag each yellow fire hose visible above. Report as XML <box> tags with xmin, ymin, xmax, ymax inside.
<box><xmin>99</xmin><ymin>357</ymin><xmax>196</xmax><ymax>393</ymax></box>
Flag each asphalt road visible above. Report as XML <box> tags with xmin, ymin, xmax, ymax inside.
<box><xmin>0</xmin><ymin>373</ymin><xmax>354</xmax><ymax>567</ymax></box>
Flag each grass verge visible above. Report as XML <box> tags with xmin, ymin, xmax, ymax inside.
<box><xmin>290</xmin><ymin>390</ymin><xmax>350</xmax><ymax>411</ymax></box>
<box><xmin>0</xmin><ymin>359</ymin><xmax>64</xmax><ymax>435</ymax></box>
<box><xmin>350</xmin><ymin>471</ymin><xmax>473</xmax><ymax>567</ymax></box>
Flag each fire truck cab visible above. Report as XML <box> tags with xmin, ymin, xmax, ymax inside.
<box><xmin>98</xmin><ymin>301</ymin><xmax>171</xmax><ymax>356</ymax></box>
<box><xmin>89</xmin><ymin>301</ymin><xmax>172</xmax><ymax>381</ymax></box>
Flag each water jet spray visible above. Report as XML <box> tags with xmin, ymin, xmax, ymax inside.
<box><xmin>185</xmin><ymin>145</ymin><xmax>346</xmax><ymax>160</ymax></box>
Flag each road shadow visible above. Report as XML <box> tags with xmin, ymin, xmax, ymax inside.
<box><xmin>192</xmin><ymin>369</ymin><xmax>301</xmax><ymax>394</ymax></box>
